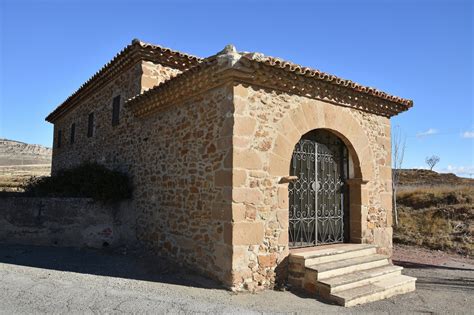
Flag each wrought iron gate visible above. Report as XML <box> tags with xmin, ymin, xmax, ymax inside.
<box><xmin>288</xmin><ymin>130</ymin><xmax>349</xmax><ymax>248</ymax></box>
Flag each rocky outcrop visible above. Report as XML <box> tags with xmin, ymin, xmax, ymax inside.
<box><xmin>0</xmin><ymin>139</ymin><xmax>52</xmax><ymax>165</ymax></box>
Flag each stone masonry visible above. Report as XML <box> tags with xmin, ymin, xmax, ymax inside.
<box><xmin>46</xmin><ymin>40</ymin><xmax>412</xmax><ymax>291</ymax></box>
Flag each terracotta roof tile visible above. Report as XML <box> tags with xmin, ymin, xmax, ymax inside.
<box><xmin>127</xmin><ymin>46</ymin><xmax>413</xmax><ymax>117</ymax></box>
<box><xmin>47</xmin><ymin>42</ymin><xmax>413</xmax><ymax>122</ymax></box>
<box><xmin>242</xmin><ymin>53</ymin><xmax>413</xmax><ymax>107</ymax></box>
<box><xmin>45</xmin><ymin>39</ymin><xmax>202</xmax><ymax>122</ymax></box>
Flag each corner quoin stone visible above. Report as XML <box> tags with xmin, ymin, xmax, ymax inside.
<box><xmin>225</xmin><ymin>222</ymin><xmax>265</xmax><ymax>245</ymax></box>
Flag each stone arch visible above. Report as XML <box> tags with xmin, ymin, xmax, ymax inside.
<box><xmin>271</xmin><ymin>100</ymin><xmax>375</xmax><ymax>245</ymax></box>
<box><xmin>271</xmin><ymin>100</ymin><xmax>375</xmax><ymax>182</ymax></box>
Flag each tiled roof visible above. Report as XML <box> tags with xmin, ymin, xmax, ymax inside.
<box><xmin>45</xmin><ymin>39</ymin><xmax>202</xmax><ymax>122</ymax></box>
<box><xmin>47</xmin><ymin>42</ymin><xmax>413</xmax><ymax>122</ymax></box>
<box><xmin>241</xmin><ymin>53</ymin><xmax>413</xmax><ymax>108</ymax></box>
<box><xmin>128</xmin><ymin>45</ymin><xmax>413</xmax><ymax>117</ymax></box>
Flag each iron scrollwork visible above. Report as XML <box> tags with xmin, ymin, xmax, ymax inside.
<box><xmin>289</xmin><ymin>131</ymin><xmax>348</xmax><ymax>248</ymax></box>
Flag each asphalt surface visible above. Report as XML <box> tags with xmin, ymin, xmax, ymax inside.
<box><xmin>0</xmin><ymin>244</ymin><xmax>472</xmax><ymax>314</ymax></box>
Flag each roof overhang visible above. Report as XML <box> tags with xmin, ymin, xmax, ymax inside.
<box><xmin>127</xmin><ymin>45</ymin><xmax>413</xmax><ymax>118</ymax></box>
<box><xmin>45</xmin><ymin>39</ymin><xmax>202</xmax><ymax>123</ymax></box>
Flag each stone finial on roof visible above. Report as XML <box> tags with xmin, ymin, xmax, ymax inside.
<box><xmin>219</xmin><ymin>44</ymin><xmax>237</xmax><ymax>54</ymax></box>
<box><xmin>216</xmin><ymin>44</ymin><xmax>241</xmax><ymax>67</ymax></box>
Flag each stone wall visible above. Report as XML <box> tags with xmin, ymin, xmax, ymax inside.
<box><xmin>51</xmin><ymin>77</ymin><xmax>234</xmax><ymax>286</ymax></box>
<box><xmin>49</xmin><ymin>59</ymin><xmax>394</xmax><ymax>291</ymax></box>
<box><xmin>51</xmin><ymin>60</ymin><xmax>178</xmax><ymax>173</ymax></box>
<box><xmin>141</xmin><ymin>61</ymin><xmax>181</xmax><ymax>93</ymax></box>
<box><xmin>0</xmin><ymin>197</ymin><xmax>136</xmax><ymax>248</ymax></box>
<box><xmin>131</xmin><ymin>85</ymin><xmax>234</xmax><ymax>285</ymax></box>
<box><xmin>229</xmin><ymin>84</ymin><xmax>392</xmax><ymax>291</ymax></box>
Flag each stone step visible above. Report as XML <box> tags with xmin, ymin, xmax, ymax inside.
<box><xmin>308</xmin><ymin>254</ymin><xmax>390</xmax><ymax>280</ymax></box>
<box><xmin>291</xmin><ymin>244</ymin><xmax>377</xmax><ymax>266</ymax></box>
<box><xmin>330</xmin><ymin>274</ymin><xmax>417</xmax><ymax>307</ymax></box>
<box><xmin>317</xmin><ymin>265</ymin><xmax>403</xmax><ymax>294</ymax></box>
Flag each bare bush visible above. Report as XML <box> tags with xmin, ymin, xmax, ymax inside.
<box><xmin>392</xmin><ymin>126</ymin><xmax>406</xmax><ymax>226</ymax></box>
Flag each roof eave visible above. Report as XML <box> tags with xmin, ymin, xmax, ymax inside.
<box><xmin>127</xmin><ymin>52</ymin><xmax>413</xmax><ymax>119</ymax></box>
<box><xmin>45</xmin><ymin>39</ymin><xmax>203</xmax><ymax>123</ymax></box>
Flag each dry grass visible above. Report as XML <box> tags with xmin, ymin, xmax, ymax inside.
<box><xmin>397</xmin><ymin>185</ymin><xmax>472</xmax><ymax>208</ymax></box>
<box><xmin>0</xmin><ymin>164</ymin><xmax>51</xmax><ymax>192</ymax></box>
<box><xmin>394</xmin><ymin>185</ymin><xmax>473</xmax><ymax>257</ymax></box>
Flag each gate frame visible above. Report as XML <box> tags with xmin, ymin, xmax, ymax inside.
<box><xmin>288</xmin><ymin>131</ymin><xmax>350</xmax><ymax>248</ymax></box>
<box><xmin>270</xmin><ymin>101</ymin><xmax>376</xmax><ymax>247</ymax></box>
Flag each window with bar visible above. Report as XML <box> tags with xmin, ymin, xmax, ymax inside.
<box><xmin>57</xmin><ymin>129</ymin><xmax>62</xmax><ymax>148</ymax></box>
<box><xmin>87</xmin><ymin>112</ymin><xmax>94</xmax><ymax>137</ymax></box>
<box><xmin>112</xmin><ymin>95</ymin><xmax>120</xmax><ymax>126</ymax></box>
<box><xmin>70</xmin><ymin>123</ymin><xmax>76</xmax><ymax>144</ymax></box>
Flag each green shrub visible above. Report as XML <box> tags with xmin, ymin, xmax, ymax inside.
<box><xmin>23</xmin><ymin>162</ymin><xmax>132</xmax><ymax>203</ymax></box>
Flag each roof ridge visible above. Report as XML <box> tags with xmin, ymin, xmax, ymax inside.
<box><xmin>127</xmin><ymin>44</ymin><xmax>412</xmax><ymax>118</ymax></box>
<box><xmin>133</xmin><ymin>39</ymin><xmax>203</xmax><ymax>62</ymax></box>
<box><xmin>45</xmin><ymin>39</ymin><xmax>202</xmax><ymax>122</ymax></box>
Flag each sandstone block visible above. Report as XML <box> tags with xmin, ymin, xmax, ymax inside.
<box><xmin>234</xmin><ymin>116</ymin><xmax>257</xmax><ymax>137</ymax></box>
<box><xmin>289</xmin><ymin>107</ymin><xmax>309</xmax><ymax>134</ymax></box>
<box><xmin>277</xmin><ymin>186</ymin><xmax>289</xmax><ymax>209</ymax></box>
<box><xmin>225</xmin><ymin>222</ymin><xmax>265</xmax><ymax>245</ymax></box>
<box><xmin>301</xmin><ymin>102</ymin><xmax>319</xmax><ymax>128</ymax></box>
<box><xmin>276</xmin><ymin>209</ymin><xmax>289</xmax><ymax>228</ymax></box>
<box><xmin>233</xmin><ymin>84</ymin><xmax>249</xmax><ymax>98</ymax></box>
<box><xmin>233</xmin><ymin>136</ymin><xmax>251</xmax><ymax>148</ymax></box>
<box><xmin>225</xmin><ymin>203</ymin><xmax>246</xmax><ymax>222</ymax></box>
<box><xmin>273</xmin><ymin>134</ymin><xmax>293</xmax><ymax>160</ymax></box>
<box><xmin>234</xmin><ymin>97</ymin><xmax>247</xmax><ymax>115</ymax></box>
<box><xmin>234</xmin><ymin>149</ymin><xmax>262</xmax><ymax>170</ymax></box>
<box><xmin>380</xmin><ymin>192</ymin><xmax>393</xmax><ymax>212</ymax></box>
<box><xmin>278</xmin><ymin>230</ymin><xmax>289</xmax><ymax>245</ymax></box>
<box><xmin>232</xmin><ymin>188</ymin><xmax>264</xmax><ymax>205</ymax></box>
<box><xmin>380</xmin><ymin>166</ymin><xmax>392</xmax><ymax>181</ymax></box>
<box><xmin>233</xmin><ymin>169</ymin><xmax>247</xmax><ymax>187</ymax></box>
<box><xmin>374</xmin><ymin>227</ymin><xmax>393</xmax><ymax>250</ymax></box>
<box><xmin>268</xmin><ymin>153</ymin><xmax>290</xmax><ymax>176</ymax></box>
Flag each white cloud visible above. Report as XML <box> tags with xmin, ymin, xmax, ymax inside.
<box><xmin>438</xmin><ymin>165</ymin><xmax>474</xmax><ymax>177</ymax></box>
<box><xmin>416</xmin><ymin>128</ymin><xmax>438</xmax><ymax>138</ymax></box>
<box><xmin>461</xmin><ymin>131</ymin><xmax>474</xmax><ymax>139</ymax></box>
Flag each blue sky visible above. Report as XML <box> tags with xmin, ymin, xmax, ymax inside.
<box><xmin>1</xmin><ymin>0</ymin><xmax>473</xmax><ymax>176</ymax></box>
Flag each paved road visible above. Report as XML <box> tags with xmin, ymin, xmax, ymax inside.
<box><xmin>0</xmin><ymin>245</ymin><xmax>472</xmax><ymax>314</ymax></box>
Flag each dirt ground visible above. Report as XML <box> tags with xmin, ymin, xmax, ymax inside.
<box><xmin>0</xmin><ymin>244</ymin><xmax>472</xmax><ymax>314</ymax></box>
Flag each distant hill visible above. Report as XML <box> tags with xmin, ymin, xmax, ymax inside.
<box><xmin>397</xmin><ymin>169</ymin><xmax>473</xmax><ymax>187</ymax></box>
<box><xmin>0</xmin><ymin>138</ymin><xmax>52</xmax><ymax>166</ymax></box>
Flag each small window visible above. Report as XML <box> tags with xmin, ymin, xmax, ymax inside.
<box><xmin>112</xmin><ymin>95</ymin><xmax>120</xmax><ymax>126</ymax></box>
<box><xmin>70</xmin><ymin>123</ymin><xmax>76</xmax><ymax>144</ymax></box>
<box><xmin>57</xmin><ymin>129</ymin><xmax>62</xmax><ymax>148</ymax></box>
<box><xmin>87</xmin><ymin>113</ymin><xmax>94</xmax><ymax>137</ymax></box>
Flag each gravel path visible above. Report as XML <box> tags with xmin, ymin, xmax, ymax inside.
<box><xmin>0</xmin><ymin>244</ymin><xmax>472</xmax><ymax>314</ymax></box>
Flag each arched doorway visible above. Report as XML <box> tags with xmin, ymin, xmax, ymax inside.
<box><xmin>289</xmin><ymin>129</ymin><xmax>350</xmax><ymax>248</ymax></box>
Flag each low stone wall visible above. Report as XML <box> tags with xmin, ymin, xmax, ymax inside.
<box><xmin>0</xmin><ymin>197</ymin><xmax>136</xmax><ymax>249</ymax></box>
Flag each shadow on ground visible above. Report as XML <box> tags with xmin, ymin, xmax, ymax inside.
<box><xmin>0</xmin><ymin>244</ymin><xmax>222</xmax><ymax>290</ymax></box>
<box><xmin>394</xmin><ymin>259</ymin><xmax>474</xmax><ymax>293</ymax></box>
<box><xmin>394</xmin><ymin>259</ymin><xmax>474</xmax><ymax>271</ymax></box>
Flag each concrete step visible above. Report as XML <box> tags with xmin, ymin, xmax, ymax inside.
<box><xmin>317</xmin><ymin>265</ymin><xmax>403</xmax><ymax>294</ymax></box>
<box><xmin>308</xmin><ymin>254</ymin><xmax>390</xmax><ymax>280</ymax></box>
<box><xmin>291</xmin><ymin>244</ymin><xmax>377</xmax><ymax>266</ymax></box>
<box><xmin>330</xmin><ymin>274</ymin><xmax>417</xmax><ymax>307</ymax></box>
